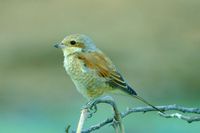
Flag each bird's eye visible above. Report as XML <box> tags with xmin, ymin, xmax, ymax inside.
<box><xmin>70</xmin><ymin>40</ymin><xmax>76</xmax><ymax>45</ymax></box>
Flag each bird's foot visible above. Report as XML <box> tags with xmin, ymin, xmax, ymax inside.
<box><xmin>82</xmin><ymin>99</ymin><xmax>98</xmax><ymax>118</ymax></box>
<box><xmin>81</xmin><ymin>96</ymin><xmax>114</xmax><ymax>118</ymax></box>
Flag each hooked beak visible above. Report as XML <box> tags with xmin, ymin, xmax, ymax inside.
<box><xmin>54</xmin><ymin>43</ymin><xmax>66</xmax><ymax>49</ymax></box>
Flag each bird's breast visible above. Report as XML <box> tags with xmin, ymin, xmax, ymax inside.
<box><xmin>64</xmin><ymin>56</ymin><xmax>99</xmax><ymax>87</ymax></box>
<box><xmin>63</xmin><ymin>56</ymin><xmax>109</xmax><ymax>98</ymax></box>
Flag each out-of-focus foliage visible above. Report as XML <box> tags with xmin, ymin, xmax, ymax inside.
<box><xmin>0</xmin><ymin>0</ymin><xmax>199</xmax><ymax>133</ymax></box>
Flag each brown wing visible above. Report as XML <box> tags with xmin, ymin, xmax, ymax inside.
<box><xmin>77</xmin><ymin>51</ymin><xmax>137</xmax><ymax>95</ymax></box>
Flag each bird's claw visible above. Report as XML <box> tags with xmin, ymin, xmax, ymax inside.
<box><xmin>87</xmin><ymin>105</ymin><xmax>97</xmax><ymax>118</ymax></box>
<box><xmin>82</xmin><ymin>100</ymin><xmax>95</xmax><ymax>109</ymax></box>
<box><xmin>81</xmin><ymin>100</ymin><xmax>98</xmax><ymax>118</ymax></box>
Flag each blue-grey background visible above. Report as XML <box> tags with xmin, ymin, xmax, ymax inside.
<box><xmin>0</xmin><ymin>0</ymin><xmax>200</xmax><ymax>133</ymax></box>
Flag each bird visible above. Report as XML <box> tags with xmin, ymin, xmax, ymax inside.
<box><xmin>54</xmin><ymin>34</ymin><xmax>163</xmax><ymax>112</ymax></box>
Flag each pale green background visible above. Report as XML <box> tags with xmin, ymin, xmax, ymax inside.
<box><xmin>0</xmin><ymin>0</ymin><xmax>200</xmax><ymax>133</ymax></box>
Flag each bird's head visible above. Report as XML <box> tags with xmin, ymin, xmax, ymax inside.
<box><xmin>54</xmin><ymin>34</ymin><xmax>96</xmax><ymax>56</ymax></box>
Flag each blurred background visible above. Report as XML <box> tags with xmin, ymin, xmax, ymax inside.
<box><xmin>0</xmin><ymin>0</ymin><xmax>200</xmax><ymax>133</ymax></box>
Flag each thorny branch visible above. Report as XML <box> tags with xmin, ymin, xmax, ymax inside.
<box><xmin>68</xmin><ymin>100</ymin><xmax>200</xmax><ymax>133</ymax></box>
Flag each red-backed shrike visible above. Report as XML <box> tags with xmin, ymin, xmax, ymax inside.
<box><xmin>54</xmin><ymin>34</ymin><xmax>162</xmax><ymax>112</ymax></box>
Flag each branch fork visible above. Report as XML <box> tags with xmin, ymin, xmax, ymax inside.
<box><xmin>76</xmin><ymin>96</ymin><xmax>124</xmax><ymax>133</ymax></box>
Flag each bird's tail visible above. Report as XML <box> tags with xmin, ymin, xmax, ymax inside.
<box><xmin>132</xmin><ymin>95</ymin><xmax>165</xmax><ymax>113</ymax></box>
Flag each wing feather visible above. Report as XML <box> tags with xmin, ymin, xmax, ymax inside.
<box><xmin>77</xmin><ymin>51</ymin><xmax>137</xmax><ymax>95</ymax></box>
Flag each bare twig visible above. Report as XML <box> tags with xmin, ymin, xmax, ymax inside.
<box><xmin>76</xmin><ymin>109</ymin><xmax>88</xmax><ymax>133</ymax></box>
<box><xmin>80</xmin><ymin>104</ymin><xmax>200</xmax><ymax>133</ymax></box>
<box><xmin>159</xmin><ymin>112</ymin><xmax>200</xmax><ymax>123</ymax></box>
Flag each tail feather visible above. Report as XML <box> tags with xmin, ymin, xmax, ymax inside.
<box><xmin>110</xmin><ymin>78</ymin><xmax>164</xmax><ymax>113</ymax></box>
<box><xmin>133</xmin><ymin>95</ymin><xmax>165</xmax><ymax>113</ymax></box>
